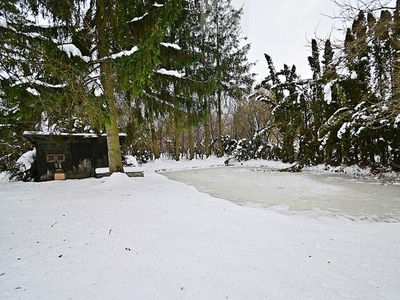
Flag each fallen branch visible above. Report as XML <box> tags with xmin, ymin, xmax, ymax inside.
<box><xmin>278</xmin><ymin>161</ymin><xmax>304</xmax><ymax>172</ymax></box>
<box><xmin>390</xmin><ymin>160</ymin><xmax>400</xmax><ymax>172</ymax></box>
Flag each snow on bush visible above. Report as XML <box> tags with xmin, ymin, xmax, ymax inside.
<box><xmin>101</xmin><ymin>172</ymin><xmax>136</xmax><ymax>189</ymax></box>
<box><xmin>323</xmin><ymin>82</ymin><xmax>333</xmax><ymax>104</ymax></box>
<box><xmin>337</xmin><ymin>122</ymin><xmax>350</xmax><ymax>139</ymax></box>
<box><xmin>0</xmin><ymin>16</ymin><xmax>7</xmax><ymax>28</ymax></box>
<box><xmin>0</xmin><ymin>171</ymin><xmax>10</xmax><ymax>182</ymax></box>
<box><xmin>395</xmin><ymin>113</ymin><xmax>400</xmax><ymax>126</ymax></box>
<box><xmin>16</xmin><ymin>149</ymin><xmax>36</xmax><ymax>172</ymax></box>
<box><xmin>124</xmin><ymin>155</ymin><xmax>139</xmax><ymax>167</ymax></box>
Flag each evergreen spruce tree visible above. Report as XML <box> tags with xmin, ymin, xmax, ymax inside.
<box><xmin>200</xmin><ymin>0</ymin><xmax>254</xmax><ymax>157</ymax></box>
<box><xmin>1</xmin><ymin>0</ymin><xmax>183</xmax><ymax>173</ymax></box>
<box><xmin>127</xmin><ymin>0</ymin><xmax>216</xmax><ymax>161</ymax></box>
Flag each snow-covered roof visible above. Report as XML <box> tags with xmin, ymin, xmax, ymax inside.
<box><xmin>23</xmin><ymin>131</ymin><xmax>127</xmax><ymax>141</ymax></box>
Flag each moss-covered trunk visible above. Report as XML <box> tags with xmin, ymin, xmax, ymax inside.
<box><xmin>96</xmin><ymin>0</ymin><xmax>122</xmax><ymax>173</ymax></box>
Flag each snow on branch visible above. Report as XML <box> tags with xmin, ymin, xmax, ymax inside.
<box><xmin>0</xmin><ymin>70</ymin><xmax>10</xmax><ymax>80</ymax></box>
<box><xmin>337</xmin><ymin>122</ymin><xmax>350</xmax><ymax>139</ymax></box>
<box><xmin>395</xmin><ymin>114</ymin><xmax>400</xmax><ymax>125</ymax></box>
<box><xmin>160</xmin><ymin>42</ymin><xmax>181</xmax><ymax>50</ymax></box>
<box><xmin>57</xmin><ymin>44</ymin><xmax>90</xmax><ymax>63</ymax></box>
<box><xmin>323</xmin><ymin>82</ymin><xmax>333</xmax><ymax>104</ymax></box>
<box><xmin>12</xmin><ymin>75</ymin><xmax>67</xmax><ymax>89</ymax></box>
<box><xmin>127</xmin><ymin>13</ymin><xmax>148</xmax><ymax>23</ymax></box>
<box><xmin>110</xmin><ymin>46</ymin><xmax>139</xmax><ymax>59</ymax></box>
<box><xmin>143</xmin><ymin>91</ymin><xmax>175</xmax><ymax>109</ymax></box>
<box><xmin>0</xmin><ymin>16</ymin><xmax>7</xmax><ymax>28</ymax></box>
<box><xmin>156</xmin><ymin>68</ymin><xmax>185</xmax><ymax>78</ymax></box>
<box><xmin>26</xmin><ymin>87</ymin><xmax>40</xmax><ymax>96</ymax></box>
<box><xmin>86</xmin><ymin>68</ymin><xmax>103</xmax><ymax>97</ymax></box>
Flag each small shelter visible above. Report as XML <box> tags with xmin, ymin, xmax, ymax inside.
<box><xmin>23</xmin><ymin>131</ymin><xmax>125</xmax><ymax>181</ymax></box>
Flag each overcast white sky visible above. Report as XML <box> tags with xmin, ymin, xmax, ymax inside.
<box><xmin>231</xmin><ymin>0</ymin><xmax>340</xmax><ymax>81</ymax></box>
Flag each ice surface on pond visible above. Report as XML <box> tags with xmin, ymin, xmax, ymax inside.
<box><xmin>162</xmin><ymin>167</ymin><xmax>400</xmax><ymax>222</ymax></box>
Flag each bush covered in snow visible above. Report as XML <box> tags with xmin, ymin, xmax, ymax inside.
<box><xmin>9</xmin><ymin>149</ymin><xmax>37</xmax><ymax>181</ymax></box>
<box><xmin>222</xmin><ymin>132</ymin><xmax>280</xmax><ymax>162</ymax></box>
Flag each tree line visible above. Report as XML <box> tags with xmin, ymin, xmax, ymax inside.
<box><xmin>0</xmin><ymin>0</ymin><xmax>253</xmax><ymax>172</ymax></box>
<box><xmin>1</xmin><ymin>0</ymin><xmax>399</xmax><ymax>175</ymax></box>
<box><xmin>226</xmin><ymin>0</ymin><xmax>399</xmax><ymax>170</ymax></box>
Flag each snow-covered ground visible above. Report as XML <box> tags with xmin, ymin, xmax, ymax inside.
<box><xmin>1</xmin><ymin>158</ymin><xmax>400</xmax><ymax>300</ymax></box>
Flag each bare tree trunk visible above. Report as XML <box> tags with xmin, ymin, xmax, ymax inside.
<box><xmin>203</xmin><ymin>96</ymin><xmax>211</xmax><ymax>157</ymax></box>
<box><xmin>204</xmin><ymin>120</ymin><xmax>210</xmax><ymax>157</ymax></box>
<box><xmin>96</xmin><ymin>0</ymin><xmax>122</xmax><ymax>173</ymax></box>
<box><xmin>393</xmin><ymin>0</ymin><xmax>400</xmax><ymax>115</ymax></box>
<box><xmin>217</xmin><ymin>89</ymin><xmax>224</xmax><ymax>157</ymax></box>
<box><xmin>188</xmin><ymin>127</ymin><xmax>194</xmax><ymax>160</ymax></box>
<box><xmin>174</xmin><ymin>134</ymin><xmax>181</xmax><ymax>161</ymax></box>
<box><xmin>150</xmin><ymin>124</ymin><xmax>159</xmax><ymax>159</ymax></box>
<box><xmin>174</xmin><ymin>116</ymin><xmax>180</xmax><ymax>161</ymax></box>
<box><xmin>149</xmin><ymin>110</ymin><xmax>159</xmax><ymax>159</ymax></box>
<box><xmin>215</xmin><ymin>3</ymin><xmax>224</xmax><ymax>157</ymax></box>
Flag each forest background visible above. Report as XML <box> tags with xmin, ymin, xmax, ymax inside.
<box><xmin>0</xmin><ymin>0</ymin><xmax>399</xmax><ymax>177</ymax></box>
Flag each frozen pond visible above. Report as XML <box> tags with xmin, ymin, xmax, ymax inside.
<box><xmin>162</xmin><ymin>167</ymin><xmax>400</xmax><ymax>222</ymax></box>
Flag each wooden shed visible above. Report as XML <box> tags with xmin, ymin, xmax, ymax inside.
<box><xmin>23</xmin><ymin>131</ymin><xmax>125</xmax><ymax>181</ymax></box>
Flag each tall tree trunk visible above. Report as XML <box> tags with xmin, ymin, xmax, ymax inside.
<box><xmin>186</xmin><ymin>87</ymin><xmax>195</xmax><ymax>160</ymax></box>
<box><xmin>174</xmin><ymin>116</ymin><xmax>180</xmax><ymax>161</ymax></box>
<box><xmin>393</xmin><ymin>0</ymin><xmax>400</xmax><ymax>113</ymax></box>
<box><xmin>150</xmin><ymin>124</ymin><xmax>159</xmax><ymax>159</ymax></box>
<box><xmin>187</xmin><ymin>106</ymin><xmax>194</xmax><ymax>160</ymax></box>
<box><xmin>96</xmin><ymin>0</ymin><xmax>122</xmax><ymax>173</ymax></box>
<box><xmin>217</xmin><ymin>88</ymin><xmax>224</xmax><ymax>157</ymax></box>
<box><xmin>215</xmin><ymin>3</ymin><xmax>223</xmax><ymax>157</ymax></box>
<box><xmin>149</xmin><ymin>108</ymin><xmax>159</xmax><ymax>159</ymax></box>
<box><xmin>203</xmin><ymin>97</ymin><xmax>211</xmax><ymax>157</ymax></box>
<box><xmin>105</xmin><ymin>115</ymin><xmax>122</xmax><ymax>172</ymax></box>
<box><xmin>204</xmin><ymin>118</ymin><xmax>210</xmax><ymax>157</ymax></box>
<box><xmin>188</xmin><ymin>127</ymin><xmax>194</xmax><ymax>160</ymax></box>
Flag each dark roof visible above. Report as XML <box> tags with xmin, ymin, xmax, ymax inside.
<box><xmin>23</xmin><ymin>131</ymin><xmax>126</xmax><ymax>143</ymax></box>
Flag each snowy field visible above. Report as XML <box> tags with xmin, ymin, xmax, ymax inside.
<box><xmin>1</xmin><ymin>158</ymin><xmax>400</xmax><ymax>300</ymax></box>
